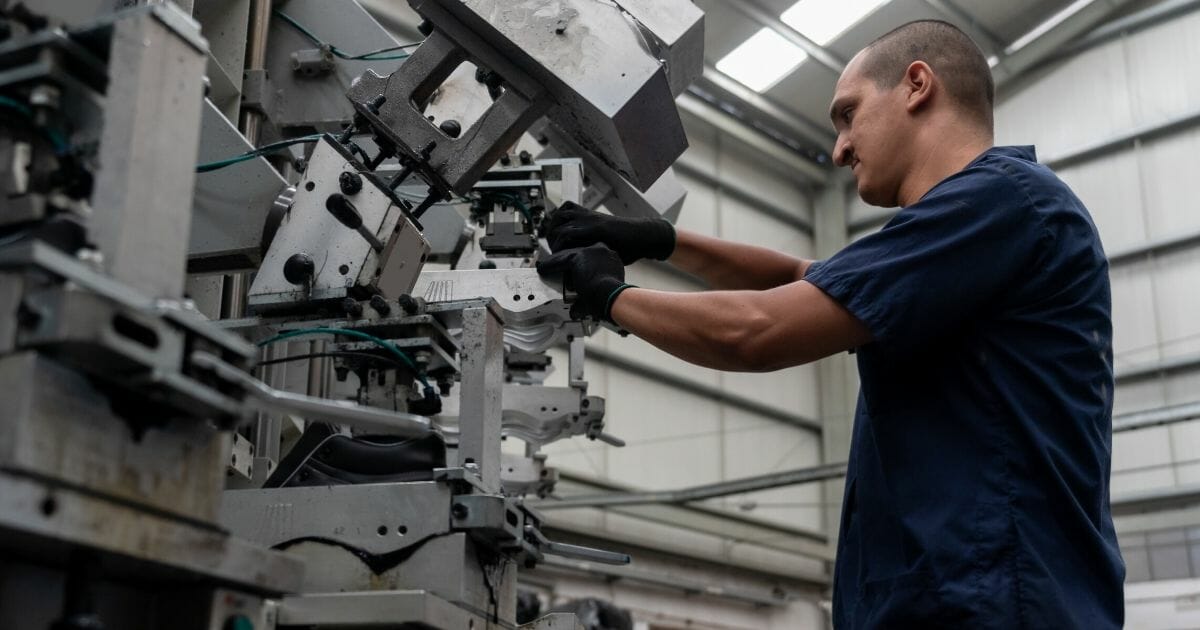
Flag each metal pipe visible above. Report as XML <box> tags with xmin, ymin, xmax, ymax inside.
<box><xmin>222</xmin><ymin>0</ymin><xmax>273</xmax><ymax>320</ymax></box>
<box><xmin>192</xmin><ymin>351</ymin><xmax>432</xmax><ymax>437</ymax></box>
<box><xmin>532</xmin><ymin>462</ymin><xmax>847</xmax><ymax>510</ymax></box>
<box><xmin>1114</xmin><ymin>401</ymin><xmax>1200</xmax><ymax>433</ymax></box>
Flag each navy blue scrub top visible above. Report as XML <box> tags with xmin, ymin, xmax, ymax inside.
<box><xmin>805</xmin><ymin>146</ymin><xmax>1125</xmax><ymax>629</ymax></box>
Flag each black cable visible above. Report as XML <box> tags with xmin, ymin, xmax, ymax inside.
<box><xmin>258</xmin><ymin>350</ymin><xmax>408</xmax><ymax>370</ymax></box>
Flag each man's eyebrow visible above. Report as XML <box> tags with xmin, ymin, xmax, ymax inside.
<box><xmin>829</xmin><ymin>98</ymin><xmax>846</xmax><ymax>123</ymax></box>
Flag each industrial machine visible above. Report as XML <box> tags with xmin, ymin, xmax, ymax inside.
<box><xmin>0</xmin><ymin>0</ymin><xmax>702</xmax><ymax>627</ymax></box>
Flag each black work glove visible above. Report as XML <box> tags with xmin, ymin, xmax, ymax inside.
<box><xmin>545</xmin><ymin>201</ymin><xmax>675</xmax><ymax>264</ymax></box>
<box><xmin>536</xmin><ymin>244</ymin><xmax>636</xmax><ymax>322</ymax></box>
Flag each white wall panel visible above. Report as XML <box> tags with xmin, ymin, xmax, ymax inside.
<box><xmin>1136</xmin><ymin>127</ymin><xmax>1200</xmax><ymax>240</ymax></box>
<box><xmin>1123</xmin><ymin>11</ymin><xmax>1200</xmax><ymax>127</ymax></box>
<box><xmin>1110</xmin><ymin>262</ymin><xmax>1162</xmax><ymax>370</ymax></box>
<box><xmin>718</xmin><ymin>408</ymin><xmax>823</xmax><ymax>532</ymax></box>
<box><xmin>1151</xmin><ymin>249</ymin><xmax>1200</xmax><ymax>361</ymax></box>
<box><xmin>1112</xmin><ymin>379</ymin><xmax>1168</xmax><ymax>417</ymax></box>
<box><xmin>995</xmin><ymin>43</ymin><xmax>1134</xmax><ymax>158</ymax></box>
<box><xmin>680</xmin><ymin>118</ymin><xmax>719</xmax><ymax>176</ymax></box>
<box><xmin>1055</xmin><ymin>151</ymin><xmax>1147</xmax><ymax>253</ymax></box>
<box><xmin>719</xmin><ymin>198</ymin><xmax>813</xmax><ymax>258</ymax></box>
<box><xmin>717</xmin><ymin>139</ymin><xmax>813</xmax><ymax>225</ymax></box>
<box><xmin>603</xmin><ymin>369</ymin><xmax>723</xmax><ymax>489</ymax></box>
<box><xmin>674</xmin><ymin>172</ymin><xmax>718</xmax><ymax>237</ymax></box>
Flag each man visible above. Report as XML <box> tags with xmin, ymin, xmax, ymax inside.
<box><xmin>537</xmin><ymin>19</ymin><xmax>1125</xmax><ymax>628</ymax></box>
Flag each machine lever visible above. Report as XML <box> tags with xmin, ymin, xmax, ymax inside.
<box><xmin>326</xmin><ymin>194</ymin><xmax>385</xmax><ymax>252</ymax></box>
<box><xmin>190</xmin><ymin>351</ymin><xmax>431</xmax><ymax>437</ymax></box>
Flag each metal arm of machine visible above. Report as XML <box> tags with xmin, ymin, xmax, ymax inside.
<box><xmin>191</xmin><ymin>350</ymin><xmax>433</xmax><ymax>438</ymax></box>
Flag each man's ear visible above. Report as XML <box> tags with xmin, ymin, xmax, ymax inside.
<box><xmin>904</xmin><ymin>61</ymin><xmax>935</xmax><ymax>113</ymax></box>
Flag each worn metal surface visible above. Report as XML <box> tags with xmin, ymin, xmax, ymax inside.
<box><xmin>278</xmin><ymin>589</ymin><xmax>494</xmax><ymax>628</ymax></box>
<box><xmin>248</xmin><ymin>138</ymin><xmax>430</xmax><ymax>311</ymax></box>
<box><xmin>89</xmin><ymin>4</ymin><xmax>208</xmax><ymax>299</ymax></box>
<box><xmin>222</xmin><ymin>482</ymin><xmax>452</xmax><ymax>554</ymax></box>
<box><xmin>458</xmin><ymin>304</ymin><xmax>506</xmax><ymax>493</ymax></box>
<box><xmin>0</xmin><ymin>352</ymin><xmax>229</xmax><ymax>520</ymax></box>
<box><xmin>413</xmin><ymin>268</ymin><xmax>583</xmax><ymax>353</ymax></box>
<box><xmin>410</xmin><ymin>0</ymin><xmax>694</xmax><ymax>192</ymax></box>
<box><xmin>502</xmin><ymin>384</ymin><xmax>604</xmax><ymax>448</ymax></box>
<box><xmin>0</xmin><ymin>473</ymin><xmax>304</xmax><ymax>595</ymax></box>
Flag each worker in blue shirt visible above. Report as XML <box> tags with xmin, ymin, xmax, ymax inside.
<box><xmin>538</xmin><ymin>19</ymin><xmax>1124</xmax><ymax>629</ymax></box>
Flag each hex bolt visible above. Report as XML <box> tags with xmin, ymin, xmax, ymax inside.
<box><xmin>519</xmin><ymin>150</ymin><xmax>533</xmax><ymax>165</ymax></box>
<box><xmin>398</xmin><ymin>294</ymin><xmax>420</xmax><ymax>315</ymax></box>
<box><xmin>369</xmin><ymin>294</ymin><xmax>391</xmax><ymax>316</ymax></box>
<box><xmin>499</xmin><ymin>153</ymin><xmax>511</xmax><ymax>166</ymax></box>
<box><xmin>451</xmin><ymin>503</ymin><xmax>469</xmax><ymax>520</ymax></box>
<box><xmin>341</xmin><ymin>298</ymin><xmax>363</xmax><ymax>318</ymax></box>
<box><xmin>338</xmin><ymin>171</ymin><xmax>363</xmax><ymax>195</ymax></box>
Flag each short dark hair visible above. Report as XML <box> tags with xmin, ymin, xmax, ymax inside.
<box><xmin>859</xmin><ymin>20</ymin><xmax>994</xmax><ymax>128</ymax></box>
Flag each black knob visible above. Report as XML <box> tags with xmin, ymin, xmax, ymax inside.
<box><xmin>369</xmin><ymin>294</ymin><xmax>391</xmax><ymax>316</ymax></box>
<box><xmin>398</xmin><ymin>294</ymin><xmax>419</xmax><ymax>315</ymax></box>
<box><xmin>283</xmin><ymin>253</ymin><xmax>315</xmax><ymax>285</ymax></box>
<box><xmin>338</xmin><ymin>171</ymin><xmax>363</xmax><ymax>195</ymax></box>
<box><xmin>438</xmin><ymin>120</ymin><xmax>461</xmax><ymax>138</ymax></box>
<box><xmin>478</xmin><ymin>259</ymin><xmax>497</xmax><ymax>269</ymax></box>
<box><xmin>326</xmin><ymin>194</ymin><xmax>364</xmax><ymax>230</ymax></box>
<box><xmin>341</xmin><ymin>298</ymin><xmax>363</xmax><ymax>318</ymax></box>
<box><xmin>499</xmin><ymin>153</ymin><xmax>511</xmax><ymax>166</ymax></box>
<box><xmin>417</xmin><ymin>19</ymin><xmax>433</xmax><ymax>36</ymax></box>
<box><xmin>519</xmin><ymin>150</ymin><xmax>532</xmax><ymax>165</ymax></box>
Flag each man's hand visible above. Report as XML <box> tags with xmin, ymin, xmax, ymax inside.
<box><xmin>545</xmin><ymin>202</ymin><xmax>675</xmax><ymax>264</ymax></box>
<box><xmin>536</xmin><ymin>244</ymin><xmax>635</xmax><ymax>322</ymax></box>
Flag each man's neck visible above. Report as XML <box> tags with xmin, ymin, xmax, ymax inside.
<box><xmin>897</xmin><ymin>129</ymin><xmax>993</xmax><ymax>207</ymax></box>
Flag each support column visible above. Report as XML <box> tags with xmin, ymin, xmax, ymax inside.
<box><xmin>812</xmin><ymin>178</ymin><xmax>858</xmax><ymax>551</ymax></box>
<box><xmin>458</xmin><ymin>303</ymin><xmax>505</xmax><ymax>493</ymax></box>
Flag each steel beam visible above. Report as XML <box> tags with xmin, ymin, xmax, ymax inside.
<box><xmin>724</xmin><ymin>0</ymin><xmax>847</xmax><ymax>76</ymax></box>
<box><xmin>533</xmin><ymin>463</ymin><xmax>847</xmax><ymax>510</ymax></box>
<box><xmin>677</xmin><ymin>94</ymin><xmax>830</xmax><ymax>186</ymax></box>
<box><xmin>533</xmin><ymin>556</ymin><xmax>799</xmax><ymax>606</ymax></box>
<box><xmin>994</xmin><ymin>0</ymin><xmax>1139</xmax><ymax>90</ymax></box>
<box><xmin>1052</xmin><ymin>0</ymin><xmax>1200</xmax><ymax>66</ymax></box>
<box><xmin>583</xmin><ymin>345</ymin><xmax>822</xmax><ymax>432</ymax></box>
<box><xmin>695</xmin><ymin>64</ymin><xmax>837</xmax><ymax>151</ymax></box>
<box><xmin>1114</xmin><ymin>401</ymin><xmax>1200</xmax><ymax>433</ymax></box>
<box><xmin>1116</xmin><ymin>352</ymin><xmax>1200</xmax><ymax>385</ymax></box>
<box><xmin>1112</xmin><ymin>483</ymin><xmax>1200</xmax><ymax>516</ymax></box>
<box><xmin>920</xmin><ymin>0</ymin><xmax>1008</xmax><ymax>56</ymax></box>
<box><xmin>1044</xmin><ymin>108</ymin><xmax>1200</xmax><ymax>171</ymax></box>
<box><xmin>1108</xmin><ymin>229</ymin><xmax>1200</xmax><ymax>267</ymax></box>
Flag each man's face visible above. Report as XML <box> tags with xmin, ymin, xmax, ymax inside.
<box><xmin>829</xmin><ymin>52</ymin><xmax>912</xmax><ymax>207</ymax></box>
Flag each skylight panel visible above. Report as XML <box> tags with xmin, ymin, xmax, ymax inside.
<box><xmin>781</xmin><ymin>0</ymin><xmax>889</xmax><ymax>46</ymax></box>
<box><xmin>715</xmin><ymin>27</ymin><xmax>809</xmax><ymax>93</ymax></box>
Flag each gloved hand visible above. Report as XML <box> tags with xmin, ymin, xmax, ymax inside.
<box><xmin>545</xmin><ymin>201</ymin><xmax>675</xmax><ymax>264</ymax></box>
<box><xmin>536</xmin><ymin>243</ymin><xmax>636</xmax><ymax>322</ymax></box>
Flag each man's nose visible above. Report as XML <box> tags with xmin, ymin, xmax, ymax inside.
<box><xmin>833</xmin><ymin>137</ymin><xmax>853</xmax><ymax>168</ymax></box>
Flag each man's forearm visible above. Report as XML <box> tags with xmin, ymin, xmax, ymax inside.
<box><xmin>609</xmin><ymin>283</ymin><xmax>870</xmax><ymax>372</ymax></box>
<box><xmin>668</xmin><ymin>229</ymin><xmax>812</xmax><ymax>290</ymax></box>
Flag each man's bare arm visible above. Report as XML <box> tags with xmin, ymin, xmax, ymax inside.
<box><xmin>610</xmin><ymin>280</ymin><xmax>871</xmax><ymax>372</ymax></box>
<box><xmin>669</xmin><ymin>229</ymin><xmax>814</xmax><ymax>290</ymax></box>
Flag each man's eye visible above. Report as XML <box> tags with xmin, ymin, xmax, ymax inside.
<box><xmin>843</xmin><ymin>108</ymin><xmax>854</xmax><ymax>123</ymax></box>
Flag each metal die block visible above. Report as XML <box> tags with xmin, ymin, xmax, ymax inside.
<box><xmin>347</xmin><ymin>27</ymin><xmax>551</xmax><ymax>196</ymax></box>
<box><xmin>248</xmin><ymin>138</ymin><xmax>430</xmax><ymax>312</ymax></box>
<box><xmin>221</xmin><ymin>482</ymin><xmax>454</xmax><ymax>556</ymax></box>
<box><xmin>411</xmin><ymin>0</ymin><xmax>693</xmax><ymax>192</ymax></box>
<box><xmin>451</xmin><ymin>494</ymin><xmax>525</xmax><ymax>548</ymax></box>
<box><xmin>279</xmin><ymin>590</ymin><xmax>491</xmax><ymax>629</ymax></box>
<box><xmin>500</xmin><ymin>452</ymin><xmax>558</xmax><ymax>498</ymax></box>
<box><xmin>501</xmin><ymin>385</ymin><xmax>604</xmax><ymax>448</ymax></box>
<box><xmin>0</xmin><ymin>473</ymin><xmax>304</xmax><ymax>596</ymax></box>
<box><xmin>0</xmin><ymin>352</ymin><xmax>231</xmax><ymax>522</ymax></box>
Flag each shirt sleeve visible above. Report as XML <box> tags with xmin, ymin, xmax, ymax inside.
<box><xmin>805</xmin><ymin>162</ymin><xmax>1045</xmax><ymax>354</ymax></box>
